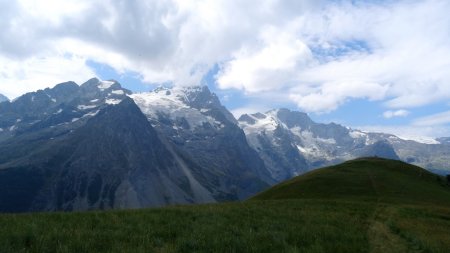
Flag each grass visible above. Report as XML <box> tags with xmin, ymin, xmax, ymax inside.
<box><xmin>252</xmin><ymin>157</ymin><xmax>450</xmax><ymax>206</ymax></box>
<box><xmin>0</xmin><ymin>200</ymin><xmax>376</xmax><ymax>253</ymax></box>
<box><xmin>0</xmin><ymin>157</ymin><xmax>449</xmax><ymax>252</ymax></box>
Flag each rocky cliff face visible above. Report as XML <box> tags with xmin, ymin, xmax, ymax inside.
<box><xmin>33</xmin><ymin>98</ymin><xmax>220</xmax><ymax>211</ymax></box>
<box><xmin>0</xmin><ymin>78</ymin><xmax>449</xmax><ymax>212</ymax></box>
<box><xmin>131</xmin><ymin>86</ymin><xmax>273</xmax><ymax>201</ymax></box>
<box><xmin>239</xmin><ymin>109</ymin><xmax>405</xmax><ymax>182</ymax></box>
<box><xmin>0</xmin><ymin>79</ymin><xmax>270</xmax><ymax>212</ymax></box>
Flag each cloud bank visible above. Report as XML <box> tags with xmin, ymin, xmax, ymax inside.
<box><xmin>0</xmin><ymin>0</ymin><xmax>449</xmax><ymax>123</ymax></box>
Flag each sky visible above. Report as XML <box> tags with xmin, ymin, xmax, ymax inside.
<box><xmin>0</xmin><ymin>0</ymin><xmax>450</xmax><ymax>138</ymax></box>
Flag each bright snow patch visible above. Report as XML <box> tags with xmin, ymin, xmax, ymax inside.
<box><xmin>78</xmin><ymin>105</ymin><xmax>97</xmax><ymax>110</ymax></box>
<box><xmin>296</xmin><ymin>145</ymin><xmax>318</xmax><ymax>156</ymax></box>
<box><xmin>130</xmin><ymin>87</ymin><xmax>221</xmax><ymax>129</ymax></box>
<box><xmin>317</xmin><ymin>137</ymin><xmax>337</xmax><ymax>144</ymax></box>
<box><xmin>349</xmin><ymin>130</ymin><xmax>367</xmax><ymax>139</ymax></box>
<box><xmin>105</xmin><ymin>99</ymin><xmax>122</xmax><ymax>105</ymax></box>
<box><xmin>83</xmin><ymin>110</ymin><xmax>100</xmax><ymax>118</ymax></box>
<box><xmin>239</xmin><ymin>113</ymin><xmax>279</xmax><ymax>134</ymax></box>
<box><xmin>111</xmin><ymin>90</ymin><xmax>125</xmax><ymax>95</ymax></box>
<box><xmin>397</xmin><ymin>135</ymin><xmax>440</xmax><ymax>145</ymax></box>
<box><xmin>290</xmin><ymin>126</ymin><xmax>302</xmax><ymax>138</ymax></box>
<box><xmin>98</xmin><ymin>80</ymin><xmax>114</xmax><ymax>91</ymax></box>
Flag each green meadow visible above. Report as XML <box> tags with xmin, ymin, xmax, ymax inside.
<box><xmin>1</xmin><ymin>158</ymin><xmax>449</xmax><ymax>253</ymax></box>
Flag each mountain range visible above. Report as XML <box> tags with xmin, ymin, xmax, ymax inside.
<box><xmin>0</xmin><ymin>78</ymin><xmax>449</xmax><ymax>212</ymax></box>
<box><xmin>238</xmin><ymin>109</ymin><xmax>450</xmax><ymax>181</ymax></box>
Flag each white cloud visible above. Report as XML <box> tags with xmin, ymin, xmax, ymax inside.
<box><xmin>383</xmin><ymin>109</ymin><xmax>410</xmax><ymax>119</ymax></box>
<box><xmin>290</xmin><ymin>80</ymin><xmax>389</xmax><ymax>112</ymax></box>
<box><xmin>0</xmin><ymin>0</ymin><xmax>450</xmax><ymax>118</ymax></box>
<box><xmin>215</xmin><ymin>0</ymin><xmax>450</xmax><ymax>113</ymax></box>
<box><xmin>216</xmin><ymin>26</ymin><xmax>313</xmax><ymax>93</ymax></box>
<box><xmin>0</xmin><ymin>0</ymin><xmax>323</xmax><ymax>97</ymax></box>
<box><xmin>286</xmin><ymin>0</ymin><xmax>450</xmax><ymax>112</ymax></box>
<box><xmin>0</xmin><ymin>55</ymin><xmax>95</xmax><ymax>98</ymax></box>
<box><xmin>413</xmin><ymin>110</ymin><xmax>450</xmax><ymax>126</ymax></box>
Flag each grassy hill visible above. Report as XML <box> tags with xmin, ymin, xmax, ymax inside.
<box><xmin>0</xmin><ymin>158</ymin><xmax>449</xmax><ymax>253</ymax></box>
<box><xmin>253</xmin><ymin>157</ymin><xmax>450</xmax><ymax>205</ymax></box>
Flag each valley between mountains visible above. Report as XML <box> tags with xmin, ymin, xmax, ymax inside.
<box><xmin>0</xmin><ymin>78</ymin><xmax>449</xmax><ymax>212</ymax></box>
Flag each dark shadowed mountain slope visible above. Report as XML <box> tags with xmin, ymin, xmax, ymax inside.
<box><xmin>0</xmin><ymin>78</ymin><xmax>130</xmax><ymax>143</ymax></box>
<box><xmin>0</xmin><ymin>98</ymin><xmax>218</xmax><ymax>212</ymax></box>
<box><xmin>131</xmin><ymin>86</ymin><xmax>273</xmax><ymax>200</ymax></box>
<box><xmin>0</xmin><ymin>80</ymin><xmax>271</xmax><ymax>212</ymax></box>
<box><xmin>1</xmin><ymin>78</ymin><xmax>449</xmax><ymax>213</ymax></box>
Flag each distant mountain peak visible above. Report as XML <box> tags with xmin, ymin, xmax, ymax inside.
<box><xmin>97</xmin><ymin>80</ymin><xmax>116</xmax><ymax>91</ymax></box>
<box><xmin>153</xmin><ymin>85</ymin><xmax>171</xmax><ymax>93</ymax></box>
<box><xmin>80</xmin><ymin>78</ymin><xmax>125</xmax><ymax>92</ymax></box>
<box><xmin>1</xmin><ymin>78</ymin><xmax>448</xmax><ymax>213</ymax></box>
<box><xmin>237</xmin><ymin>114</ymin><xmax>256</xmax><ymax>124</ymax></box>
<box><xmin>151</xmin><ymin>85</ymin><xmax>216</xmax><ymax>107</ymax></box>
<box><xmin>238</xmin><ymin>108</ymin><xmax>314</xmax><ymax>133</ymax></box>
<box><xmin>436</xmin><ymin>137</ymin><xmax>450</xmax><ymax>144</ymax></box>
<box><xmin>131</xmin><ymin>84</ymin><xmax>237</xmax><ymax>128</ymax></box>
<box><xmin>50</xmin><ymin>81</ymin><xmax>79</xmax><ymax>92</ymax></box>
<box><xmin>0</xmin><ymin>94</ymin><xmax>9</xmax><ymax>103</ymax></box>
<box><xmin>0</xmin><ymin>78</ymin><xmax>134</xmax><ymax>139</ymax></box>
<box><xmin>238</xmin><ymin>107</ymin><xmax>405</xmax><ymax>181</ymax></box>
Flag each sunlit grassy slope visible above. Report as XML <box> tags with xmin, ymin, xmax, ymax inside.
<box><xmin>0</xmin><ymin>157</ymin><xmax>449</xmax><ymax>253</ymax></box>
<box><xmin>252</xmin><ymin>157</ymin><xmax>450</xmax><ymax>205</ymax></box>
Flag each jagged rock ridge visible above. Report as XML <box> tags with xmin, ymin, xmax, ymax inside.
<box><xmin>0</xmin><ymin>79</ymin><xmax>270</xmax><ymax>212</ymax></box>
<box><xmin>0</xmin><ymin>78</ymin><xmax>449</xmax><ymax>212</ymax></box>
<box><xmin>238</xmin><ymin>108</ymin><xmax>447</xmax><ymax>182</ymax></box>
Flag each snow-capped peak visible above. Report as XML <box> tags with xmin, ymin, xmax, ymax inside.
<box><xmin>130</xmin><ymin>85</ymin><xmax>224</xmax><ymax>130</ymax></box>
<box><xmin>98</xmin><ymin>80</ymin><xmax>115</xmax><ymax>91</ymax></box>
<box><xmin>396</xmin><ymin>135</ymin><xmax>440</xmax><ymax>145</ymax></box>
<box><xmin>238</xmin><ymin>111</ymin><xmax>283</xmax><ymax>134</ymax></box>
